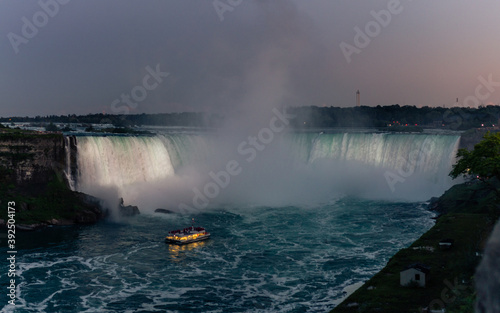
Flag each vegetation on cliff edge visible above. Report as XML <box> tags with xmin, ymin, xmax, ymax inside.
<box><xmin>0</xmin><ymin>169</ymin><xmax>104</xmax><ymax>226</ymax></box>
<box><xmin>450</xmin><ymin>132</ymin><xmax>500</xmax><ymax>183</ymax></box>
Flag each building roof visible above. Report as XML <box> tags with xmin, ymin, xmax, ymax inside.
<box><xmin>401</xmin><ymin>263</ymin><xmax>431</xmax><ymax>274</ymax></box>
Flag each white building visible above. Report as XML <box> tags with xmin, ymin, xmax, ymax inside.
<box><xmin>400</xmin><ymin>263</ymin><xmax>430</xmax><ymax>287</ymax></box>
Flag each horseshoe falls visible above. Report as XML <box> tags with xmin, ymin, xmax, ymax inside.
<box><xmin>294</xmin><ymin>133</ymin><xmax>459</xmax><ymax>174</ymax></box>
<box><xmin>72</xmin><ymin>132</ymin><xmax>460</xmax><ymax>208</ymax></box>
<box><xmin>72</xmin><ymin>134</ymin><xmax>214</xmax><ymax>211</ymax></box>
<box><xmin>76</xmin><ymin>136</ymin><xmax>176</xmax><ymax>189</ymax></box>
<box><xmin>4</xmin><ymin>131</ymin><xmax>461</xmax><ymax>313</ymax></box>
<box><xmin>285</xmin><ymin>132</ymin><xmax>460</xmax><ymax>201</ymax></box>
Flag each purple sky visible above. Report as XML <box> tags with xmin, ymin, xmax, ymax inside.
<box><xmin>1</xmin><ymin>0</ymin><xmax>499</xmax><ymax>117</ymax></box>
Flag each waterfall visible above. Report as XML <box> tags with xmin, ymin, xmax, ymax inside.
<box><xmin>68</xmin><ymin>132</ymin><xmax>461</xmax><ymax>207</ymax></box>
<box><xmin>74</xmin><ymin>136</ymin><xmax>176</xmax><ymax>194</ymax></box>
<box><xmin>158</xmin><ymin>134</ymin><xmax>212</xmax><ymax>170</ymax></box>
<box><xmin>63</xmin><ymin>136</ymin><xmax>77</xmax><ymax>190</ymax></box>
<box><xmin>290</xmin><ymin>132</ymin><xmax>460</xmax><ymax>184</ymax></box>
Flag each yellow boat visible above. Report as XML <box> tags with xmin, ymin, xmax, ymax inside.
<box><xmin>165</xmin><ymin>224</ymin><xmax>210</xmax><ymax>245</ymax></box>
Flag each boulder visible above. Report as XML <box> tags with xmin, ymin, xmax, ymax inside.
<box><xmin>16</xmin><ymin>224</ymin><xmax>43</xmax><ymax>231</ymax></box>
<box><xmin>119</xmin><ymin>204</ymin><xmax>140</xmax><ymax>216</ymax></box>
<box><xmin>73</xmin><ymin>192</ymin><xmax>106</xmax><ymax>223</ymax></box>
<box><xmin>118</xmin><ymin>198</ymin><xmax>140</xmax><ymax>217</ymax></box>
<box><xmin>155</xmin><ymin>208</ymin><xmax>174</xmax><ymax>214</ymax></box>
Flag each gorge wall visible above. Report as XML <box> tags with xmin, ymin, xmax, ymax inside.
<box><xmin>0</xmin><ymin>130</ymin><xmax>105</xmax><ymax>226</ymax></box>
<box><xmin>0</xmin><ymin>131</ymin><xmax>65</xmax><ymax>185</ymax></box>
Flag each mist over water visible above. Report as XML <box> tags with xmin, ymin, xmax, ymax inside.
<box><xmin>71</xmin><ymin>131</ymin><xmax>460</xmax><ymax>213</ymax></box>
<box><xmin>25</xmin><ymin>123</ymin><xmax>463</xmax><ymax>312</ymax></box>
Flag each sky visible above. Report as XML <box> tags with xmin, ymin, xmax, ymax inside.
<box><xmin>1</xmin><ymin>0</ymin><xmax>500</xmax><ymax>117</ymax></box>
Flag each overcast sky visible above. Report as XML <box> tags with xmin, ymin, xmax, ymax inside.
<box><xmin>1</xmin><ymin>0</ymin><xmax>500</xmax><ymax>117</ymax></box>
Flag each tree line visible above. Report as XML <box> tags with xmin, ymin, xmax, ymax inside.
<box><xmin>1</xmin><ymin>105</ymin><xmax>499</xmax><ymax>130</ymax></box>
<box><xmin>287</xmin><ymin>105</ymin><xmax>500</xmax><ymax>130</ymax></box>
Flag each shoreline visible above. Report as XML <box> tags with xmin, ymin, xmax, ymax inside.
<box><xmin>330</xmin><ymin>181</ymin><xmax>499</xmax><ymax>313</ymax></box>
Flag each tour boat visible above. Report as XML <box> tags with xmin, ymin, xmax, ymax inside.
<box><xmin>165</xmin><ymin>220</ymin><xmax>210</xmax><ymax>245</ymax></box>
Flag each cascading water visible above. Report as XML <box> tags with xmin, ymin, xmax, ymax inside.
<box><xmin>281</xmin><ymin>132</ymin><xmax>461</xmax><ymax>202</ymax></box>
<box><xmin>74</xmin><ymin>136</ymin><xmax>176</xmax><ymax>194</ymax></box>
<box><xmin>291</xmin><ymin>132</ymin><xmax>460</xmax><ymax>183</ymax></box>
<box><xmin>63</xmin><ymin>136</ymin><xmax>76</xmax><ymax>190</ymax></box>
<box><xmin>67</xmin><ymin>134</ymin><xmax>215</xmax><ymax>210</ymax></box>
<box><xmin>10</xmin><ymin>131</ymin><xmax>464</xmax><ymax>313</ymax></box>
<box><xmin>158</xmin><ymin>133</ymin><xmax>212</xmax><ymax>170</ymax></box>
<box><xmin>68</xmin><ymin>132</ymin><xmax>461</xmax><ymax>208</ymax></box>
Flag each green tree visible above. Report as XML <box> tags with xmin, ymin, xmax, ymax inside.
<box><xmin>450</xmin><ymin>132</ymin><xmax>500</xmax><ymax>182</ymax></box>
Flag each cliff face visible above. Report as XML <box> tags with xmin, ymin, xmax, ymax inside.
<box><xmin>0</xmin><ymin>131</ymin><xmax>65</xmax><ymax>185</ymax></box>
<box><xmin>0</xmin><ymin>130</ymin><xmax>107</xmax><ymax>226</ymax></box>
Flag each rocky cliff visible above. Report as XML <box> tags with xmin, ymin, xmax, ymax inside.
<box><xmin>0</xmin><ymin>130</ymin><xmax>65</xmax><ymax>185</ymax></box>
<box><xmin>0</xmin><ymin>129</ymin><xmax>105</xmax><ymax>227</ymax></box>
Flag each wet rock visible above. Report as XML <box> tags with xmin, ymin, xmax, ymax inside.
<box><xmin>428</xmin><ymin>197</ymin><xmax>439</xmax><ymax>211</ymax></box>
<box><xmin>155</xmin><ymin>208</ymin><xmax>173</xmax><ymax>214</ymax></box>
<box><xmin>46</xmin><ymin>218</ymin><xmax>74</xmax><ymax>226</ymax></box>
<box><xmin>16</xmin><ymin>224</ymin><xmax>43</xmax><ymax>231</ymax></box>
<box><xmin>120</xmin><ymin>205</ymin><xmax>140</xmax><ymax>216</ymax></box>
<box><xmin>74</xmin><ymin>209</ymin><xmax>100</xmax><ymax>223</ymax></box>
<box><xmin>118</xmin><ymin>198</ymin><xmax>140</xmax><ymax>216</ymax></box>
<box><xmin>74</xmin><ymin>192</ymin><xmax>106</xmax><ymax>223</ymax></box>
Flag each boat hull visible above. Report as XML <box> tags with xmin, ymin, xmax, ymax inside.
<box><xmin>165</xmin><ymin>234</ymin><xmax>211</xmax><ymax>245</ymax></box>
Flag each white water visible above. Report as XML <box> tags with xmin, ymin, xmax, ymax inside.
<box><xmin>38</xmin><ymin>131</ymin><xmax>462</xmax><ymax>313</ymax></box>
<box><xmin>290</xmin><ymin>132</ymin><xmax>460</xmax><ymax>184</ymax></box>
<box><xmin>64</xmin><ymin>136</ymin><xmax>76</xmax><ymax>191</ymax></box>
<box><xmin>75</xmin><ymin>136</ymin><xmax>176</xmax><ymax>195</ymax></box>
<box><xmin>69</xmin><ymin>132</ymin><xmax>460</xmax><ymax>210</ymax></box>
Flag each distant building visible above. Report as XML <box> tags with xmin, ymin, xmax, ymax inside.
<box><xmin>356</xmin><ymin>90</ymin><xmax>360</xmax><ymax>107</ymax></box>
<box><xmin>400</xmin><ymin>263</ymin><xmax>430</xmax><ymax>287</ymax></box>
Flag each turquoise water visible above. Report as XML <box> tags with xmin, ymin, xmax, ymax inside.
<box><xmin>2</xmin><ymin>198</ymin><xmax>435</xmax><ymax>313</ymax></box>
<box><xmin>2</xmin><ymin>131</ymin><xmax>454</xmax><ymax>312</ymax></box>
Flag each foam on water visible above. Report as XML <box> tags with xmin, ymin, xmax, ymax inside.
<box><xmin>2</xmin><ymin>199</ymin><xmax>435</xmax><ymax>313</ymax></box>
